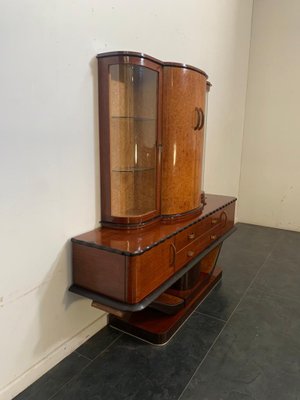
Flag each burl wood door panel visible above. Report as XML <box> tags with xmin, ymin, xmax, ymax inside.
<box><xmin>161</xmin><ymin>67</ymin><xmax>207</xmax><ymax>216</ymax></box>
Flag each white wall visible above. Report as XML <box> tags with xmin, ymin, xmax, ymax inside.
<box><xmin>238</xmin><ymin>0</ymin><xmax>300</xmax><ymax>230</ymax></box>
<box><xmin>0</xmin><ymin>1</ymin><xmax>253</xmax><ymax>398</ymax></box>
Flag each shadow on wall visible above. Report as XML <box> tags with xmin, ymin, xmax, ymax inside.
<box><xmin>32</xmin><ymin>56</ymin><xmax>102</xmax><ymax>357</ymax></box>
<box><xmin>32</xmin><ymin>240</ymin><xmax>98</xmax><ymax>358</ymax></box>
<box><xmin>26</xmin><ymin>54</ymin><xmax>106</xmax><ymax>359</ymax></box>
<box><xmin>90</xmin><ymin>55</ymin><xmax>101</xmax><ymax>225</ymax></box>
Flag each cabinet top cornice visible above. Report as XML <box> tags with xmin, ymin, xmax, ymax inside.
<box><xmin>96</xmin><ymin>50</ymin><xmax>209</xmax><ymax>79</ymax></box>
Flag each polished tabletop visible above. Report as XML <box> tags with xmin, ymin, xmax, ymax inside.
<box><xmin>72</xmin><ymin>194</ymin><xmax>236</xmax><ymax>256</ymax></box>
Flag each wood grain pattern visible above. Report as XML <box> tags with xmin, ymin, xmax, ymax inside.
<box><xmin>161</xmin><ymin>66</ymin><xmax>207</xmax><ymax>217</ymax></box>
<box><xmin>97</xmin><ymin>51</ymin><xmax>209</xmax><ymax>78</ymax></box>
<box><xmin>127</xmin><ymin>238</ymin><xmax>175</xmax><ymax>303</ymax></box>
<box><xmin>72</xmin><ymin>243</ymin><xmax>126</xmax><ymax>301</ymax></box>
<box><xmin>109</xmin><ymin>267</ymin><xmax>222</xmax><ymax>344</ymax></box>
<box><xmin>71</xmin><ymin>196</ymin><xmax>236</xmax><ymax>305</ymax></box>
<box><xmin>72</xmin><ymin>195</ymin><xmax>236</xmax><ymax>255</ymax></box>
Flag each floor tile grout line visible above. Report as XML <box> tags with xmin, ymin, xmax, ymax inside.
<box><xmin>247</xmin><ymin>230</ymin><xmax>285</xmax><ymax>289</ymax></box>
<box><xmin>92</xmin><ymin>333</ymin><xmax>124</xmax><ymax>362</ymax></box>
<box><xmin>177</xmin><ymin>230</ymin><xmax>284</xmax><ymax>400</ymax></box>
<box><xmin>47</xmin><ymin>334</ymin><xmax>123</xmax><ymax>400</ymax></box>
<box><xmin>194</xmin><ymin>310</ymin><xmax>227</xmax><ymax>323</ymax></box>
<box><xmin>74</xmin><ymin>350</ymin><xmax>93</xmax><ymax>362</ymax></box>
<box><xmin>247</xmin><ymin>282</ymin><xmax>300</xmax><ymax>303</ymax></box>
<box><xmin>46</xmin><ymin>358</ymin><xmax>93</xmax><ymax>400</ymax></box>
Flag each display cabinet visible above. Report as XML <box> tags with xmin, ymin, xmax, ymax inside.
<box><xmin>97</xmin><ymin>53</ymin><xmax>162</xmax><ymax>228</ymax></box>
<box><xmin>70</xmin><ymin>52</ymin><xmax>237</xmax><ymax>345</ymax></box>
<box><xmin>97</xmin><ymin>52</ymin><xmax>210</xmax><ymax>228</ymax></box>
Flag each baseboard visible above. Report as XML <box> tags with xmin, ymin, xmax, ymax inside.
<box><xmin>0</xmin><ymin>314</ymin><xmax>107</xmax><ymax>400</ymax></box>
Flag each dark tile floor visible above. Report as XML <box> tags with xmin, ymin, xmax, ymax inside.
<box><xmin>15</xmin><ymin>223</ymin><xmax>300</xmax><ymax>400</ymax></box>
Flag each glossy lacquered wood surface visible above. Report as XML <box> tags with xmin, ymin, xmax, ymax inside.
<box><xmin>97</xmin><ymin>51</ymin><xmax>209</xmax><ymax>78</ymax></box>
<box><xmin>109</xmin><ymin>267</ymin><xmax>223</xmax><ymax>344</ymax></box>
<box><xmin>71</xmin><ymin>196</ymin><xmax>236</xmax><ymax>305</ymax></box>
<box><xmin>73</xmin><ymin>244</ymin><xmax>126</xmax><ymax>301</ymax></box>
<box><xmin>97</xmin><ymin>51</ymin><xmax>211</xmax><ymax>228</ymax></box>
<box><xmin>72</xmin><ymin>194</ymin><xmax>236</xmax><ymax>256</ymax></box>
<box><xmin>161</xmin><ymin>67</ymin><xmax>207</xmax><ymax>217</ymax></box>
<box><xmin>127</xmin><ymin>237</ymin><xmax>175</xmax><ymax>303</ymax></box>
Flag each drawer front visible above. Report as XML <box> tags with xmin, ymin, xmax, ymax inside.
<box><xmin>127</xmin><ymin>238</ymin><xmax>175</xmax><ymax>303</ymax></box>
<box><xmin>175</xmin><ymin>203</ymin><xmax>235</xmax><ymax>271</ymax></box>
<box><xmin>175</xmin><ymin>233</ymin><xmax>212</xmax><ymax>271</ymax></box>
<box><xmin>175</xmin><ymin>218</ymin><xmax>211</xmax><ymax>252</ymax></box>
<box><xmin>174</xmin><ymin>204</ymin><xmax>234</xmax><ymax>252</ymax></box>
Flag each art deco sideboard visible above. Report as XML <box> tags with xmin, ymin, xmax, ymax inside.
<box><xmin>70</xmin><ymin>52</ymin><xmax>236</xmax><ymax>344</ymax></box>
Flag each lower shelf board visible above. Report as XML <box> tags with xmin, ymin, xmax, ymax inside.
<box><xmin>108</xmin><ymin>267</ymin><xmax>222</xmax><ymax>345</ymax></box>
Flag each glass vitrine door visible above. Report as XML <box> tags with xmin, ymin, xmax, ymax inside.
<box><xmin>108</xmin><ymin>63</ymin><xmax>159</xmax><ymax>220</ymax></box>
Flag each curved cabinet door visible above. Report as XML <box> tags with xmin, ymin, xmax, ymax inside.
<box><xmin>161</xmin><ymin>67</ymin><xmax>207</xmax><ymax>218</ymax></box>
<box><xmin>98</xmin><ymin>55</ymin><xmax>162</xmax><ymax>227</ymax></box>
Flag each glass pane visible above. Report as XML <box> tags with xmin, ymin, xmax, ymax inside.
<box><xmin>109</xmin><ymin>64</ymin><xmax>158</xmax><ymax>218</ymax></box>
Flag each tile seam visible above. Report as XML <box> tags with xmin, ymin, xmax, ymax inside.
<box><xmin>178</xmin><ymin>229</ymin><xmax>284</xmax><ymax>400</ymax></box>
<box><xmin>47</xmin><ymin>334</ymin><xmax>123</xmax><ymax>400</ymax></box>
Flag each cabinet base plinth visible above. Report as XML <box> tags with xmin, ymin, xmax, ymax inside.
<box><xmin>109</xmin><ymin>267</ymin><xmax>222</xmax><ymax>345</ymax></box>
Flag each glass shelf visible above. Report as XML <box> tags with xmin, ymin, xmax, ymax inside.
<box><xmin>111</xmin><ymin>116</ymin><xmax>156</xmax><ymax>121</ymax></box>
<box><xmin>112</xmin><ymin>167</ymin><xmax>155</xmax><ymax>173</ymax></box>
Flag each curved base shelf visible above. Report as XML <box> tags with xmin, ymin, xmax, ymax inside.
<box><xmin>109</xmin><ymin>267</ymin><xmax>222</xmax><ymax>345</ymax></box>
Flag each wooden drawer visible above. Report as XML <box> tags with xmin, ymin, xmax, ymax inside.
<box><xmin>175</xmin><ymin>205</ymin><xmax>233</xmax><ymax>252</ymax></box>
<box><xmin>127</xmin><ymin>238</ymin><xmax>175</xmax><ymax>303</ymax></box>
<box><xmin>175</xmin><ymin>218</ymin><xmax>211</xmax><ymax>252</ymax></box>
<box><xmin>175</xmin><ymin>204</ymin><xmax>235</xmax><ymax>271</ymax></box>
<box><xmin>175</xmin><ymin>232</ymin><xmax>212</xmax><ymax>271</ymax></box>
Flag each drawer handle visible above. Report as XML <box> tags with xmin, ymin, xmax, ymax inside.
<box><xmin>210</xmin><ymin>235</ymin><xmax>217</xmax><ymax>241</ymax></box>
<box><xmin>220</xmin><ymin>211</ymin><xmax>227</xmax><ymax>226</ymax></box>
<box><xmin>187</xmin><ymin>250</ymin><xmax>194</xmax><ymax>257</ymax></box>
<box><xmin>188</xmin><ymin>232</ymin><xmax>195</xmax><ymax>240</ymax></box>
<box><xmin>211</xmin><ymin>211</ymin><xmax>228</xmax><ymax>227</ymax></box>
<box><xmin>170</xmin><ymin>242</ymin><xmax>176</xmax><ymax>266</ymax></box>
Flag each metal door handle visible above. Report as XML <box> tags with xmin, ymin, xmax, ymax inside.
<box><xmin>197</xmin><ymin>107</ymin><xmax>205</xmax><ymax>130</ymax></box>
<box><xmin>194</xmin><ymin>107</ymin><xmax>200</xmax><ymax>130</ymax></box>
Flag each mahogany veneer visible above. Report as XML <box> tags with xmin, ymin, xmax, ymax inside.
<box><xmin>72</xmin><ymin>195</ymin><xmax>235</xmax><ymax>304</ymax></box>
<box><xmin>71</xmin><ymin>195</ymin><xmax>236</xmax><ymax>343</ymax></box>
